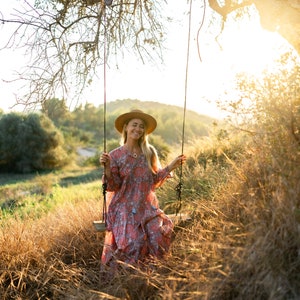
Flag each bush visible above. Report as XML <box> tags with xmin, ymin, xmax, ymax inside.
<box><xmin>0</xmin><ymin>112</ymin><xmax>69</xmax><ymax>173</ymax></box>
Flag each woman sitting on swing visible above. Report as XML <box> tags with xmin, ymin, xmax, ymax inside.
<box><xmin>99</xmin><ymin>109</ymin><xmax>186</xmax><ymax>268</ymax></box>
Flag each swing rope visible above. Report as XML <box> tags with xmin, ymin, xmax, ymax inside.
<box><xmin>101</xmin><ymin>0</ymin><xmax>111</xmax><ymax>227</ymax></box>
<box><xmin>175</xmin><ymin>0</ymin><xmax>193</xmax><ymax>216</ymax></box>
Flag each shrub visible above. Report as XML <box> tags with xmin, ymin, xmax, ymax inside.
<box><xmin>0</xmin><ymin>112</ymin><xmax>69</xmax><ymax>173</ymax></box>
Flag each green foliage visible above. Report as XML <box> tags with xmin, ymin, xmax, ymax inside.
<box><xmin>71</xmin><ymin>103</ymin><xmax>101</xmax><ymax>132</ymax></box>
<box><xmin>41</xmin><ymin>98</ymin><xmax>71</xmax><ymax>127</ymax></box>
<box><xmin>106</xmin><ymin>139</ymin><xmax>121</xmax><ymax>152</ymax></box>
<box><xmin>149</xmin><ymin>134</ymin><xmax>170</xmax><ymax>160</ymax></box>
<box><xmin>0</xmin><ymin>166</ymin><xmax>101</xmax><ymax>217</ymax></box>
<box><xmin>0</xmin><ymin>112</ymin><xmax>69</xmax><ymax>173</ymax></box>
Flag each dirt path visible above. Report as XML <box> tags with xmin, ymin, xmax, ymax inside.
<box><xmin>77</xmin><ymin>147</ymin><xmax>97</xmax><ymax>158</ymax></box>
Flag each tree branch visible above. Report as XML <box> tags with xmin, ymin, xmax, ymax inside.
<box><xmin>0</xmin><ymin>0</ymin><xmax>166</xmax><ymax>108</ymax></box>
<box><xmin>208</xmin><ymin>0</ymin><xmax>253</xmax><ymax>19</ymax></box>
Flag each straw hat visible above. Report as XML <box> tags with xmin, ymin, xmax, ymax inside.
<box><xmin>115</xmin><ymin>109</ymin><xmax>157</xmax><ymax>134</ymax></box>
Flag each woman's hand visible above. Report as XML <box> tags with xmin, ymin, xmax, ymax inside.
<box><xmin>168</xmin><ymin>154</ymin><xmax>186</xmax><ymax>172</ymax></box>
<box><xmin>100</xmin><ymin>152</ymin><xmax>112</xmax><ymax>178</ymax></box>
<box><xmin>99</xmin><ymin>152</ymin><xmax>111</xmax><ymax>167</ymax></box>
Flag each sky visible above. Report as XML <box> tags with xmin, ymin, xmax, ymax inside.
<box><xmin>0</xmin><ymin>0</ymin><xmax>294</xmax><ymax>119</ymax></box>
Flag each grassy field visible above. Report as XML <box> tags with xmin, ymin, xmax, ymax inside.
<box><xmin>0</xmin><ymin>166</ymin><xmax>102</xmax><ymax>220</ymax></box>
<box><xmin>0</xmin><ymin>133</ymin><xmax>300</xmax><ymax>299</ymax></box>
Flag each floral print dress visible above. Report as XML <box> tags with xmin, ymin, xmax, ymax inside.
<box><xmin>101</xmin><ymin>145</ymin><xmax>174</xmax><ymax>266</ymax></box>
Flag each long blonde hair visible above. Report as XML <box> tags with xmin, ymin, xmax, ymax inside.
<box><xmin>121</xmin><ymin>122</ymin><xmax>160</xmax><ymax>173</ymax></box>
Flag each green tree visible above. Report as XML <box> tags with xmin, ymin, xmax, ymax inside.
<box><xmin>0</xmin><ymin>112</ymin><xmax>69</xmax><ymax>173</ymax></box>
<box><xmin>41</xmin><ymin>98</ymin><xmax>71</xmax><ymax>127</ymax></box>
<box><xmin>70</xmin><ymin>103</ymin><xmax>102</xmax><ymax>144</ymax></box>
<box><xmin>0</xmin><ymin>113</ymin><xmax>21</xmax><ymax>168</ymax></box>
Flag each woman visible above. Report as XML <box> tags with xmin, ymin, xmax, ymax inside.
<box><xmin>99</xmin><ymin>109</ymin><xmax>186</xmax><ymax>267</ymax></box>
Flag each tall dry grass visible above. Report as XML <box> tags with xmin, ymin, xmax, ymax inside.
<box><xmin>1</xmin><ymin>111</ymin><xmax>299</xmax><ymax>299</ymax></box>
<box><xmin>205</xmin><ymin>62</ymin><xmax>300</xmax><ymax>299</ymax></box>
<box><xmin>0</xmin><ymin>197</ymin><xmax>106</xmax><ymax>299</ymax></box>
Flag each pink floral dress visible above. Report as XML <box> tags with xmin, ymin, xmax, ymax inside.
<box><xmin>101</xmin><ymin>145</ymin><xmax>174</xmax><ymax>266</ymax></box>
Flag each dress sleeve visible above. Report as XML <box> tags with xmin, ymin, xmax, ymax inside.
<box><xmin>152</xmin><ymin>166</ymin><xmax>172</xmax><ymax>188</ymax></box>
<box><xmin>105</xmin><ymin>157</ymin><xmax>122</xmax><ymax>192</ymax></box>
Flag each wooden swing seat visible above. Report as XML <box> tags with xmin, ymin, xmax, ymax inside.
<box><xmin>167</xmin><ymin>213</ymin><xmax>191</xmax><ymax>224</ymax></box>
<box><xmin>93</xmin><ymin>213</ymin><xmax>191</xmax><ymax>232</ymax></box>
<box><xmin>93</xmin><ymin>220</ymin><xmax>106</xmax><ymax>232</ymax></box>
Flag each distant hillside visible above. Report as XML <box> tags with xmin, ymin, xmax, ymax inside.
<box><xmin>100</xmin><ymin>99</ymin><xmax>217</xmax><ymax>144</ymax></box>
<box><xmin>106</xmin><ymin>99</ymin><xmax>215</xmax><ymax>123</ymax></box>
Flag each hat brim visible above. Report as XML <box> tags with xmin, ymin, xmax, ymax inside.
<box><xmin>115</xmin><ymin>110</ymin><xmax>157</xmax><ymax>134</ymax></box>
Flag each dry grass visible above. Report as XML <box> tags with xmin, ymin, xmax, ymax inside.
<box><xmin>1</xmin><ymin>128</ymin><xmax>300</xmax><ymax>299</ymax></box>
<box><xmin>0</xmin><ymin>198</ymin><xmax>105</xmax><ymax>299</ymax></box>
<box><xmin>0</xmin><ymin>169</ymin><xmax>247</xmax><ymax>299</ymax></box>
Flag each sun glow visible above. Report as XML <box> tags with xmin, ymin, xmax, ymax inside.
<box><xmin>218</xmin><ymin>12</ymin><xmax>292</xmax><ymax>76</ymax></box>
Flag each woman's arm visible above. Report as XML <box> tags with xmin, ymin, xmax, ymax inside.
<box><xmin>153</xmin><ymin>154</ymin><xmax>187</xmax><ymax>187</ymax></box>
<box><xmin>100</xmin><ymin>153</ymin><xmax>121</xmax><ymax>191</ymax></box>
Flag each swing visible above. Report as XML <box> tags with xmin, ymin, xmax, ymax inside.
<box><xmin>93</xmin><ymin>0</ymin><xmax>195</xmax><ymax>232</ymax></box>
